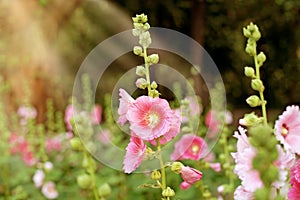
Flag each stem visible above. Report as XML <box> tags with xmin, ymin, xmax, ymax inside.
<box><xmin>157</xmin><ymin>140</ymin><xmax>166</xmax><ymax>190</ymax></box>
<box><xmin>253</xmin><ymin>43</ymin><xmax>268</xmax><ymax>125</ymax></box>
<box><xmin>143</xmin><ymin>47</ymin><xmax>151</xmax><ymax>96</ymax></box>
<box><xmin>87</xmin><ymin>153</ymin><xmax>99</xmax><ymax>200</ymax></box>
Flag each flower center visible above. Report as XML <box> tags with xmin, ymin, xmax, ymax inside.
<box><xmin>192</xmin><ymin>145</ymin><xmax>200</xmax><ymax>155</ymax></box>
<box><xmin>147</xmin><ymin>113</ymin><xmax>160</xmax><ymax>128</ymax></box>
<box><xmin>281</xmin><ymin>124</ymin><xmax>289</xmax><ymax>137</ymax></box>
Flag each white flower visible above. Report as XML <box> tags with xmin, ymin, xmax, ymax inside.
<box><xmin>44</xmin><ymin>161</ymin><xmax>53</xmax><ymax>171</ymax></box>
<box><xmin>42</xmin><ymin>181</ymin><xmax>58</xmax><ymax>199</ymax></box>
<box><xmin>33</xmin><ymin>169</ymin><xmax>45</xmax><ymax>188</ymax></box>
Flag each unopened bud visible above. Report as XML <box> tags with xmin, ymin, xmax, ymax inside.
<box><xmin>246</xmin><ymin>95</ymin><xmax>261</xmax><ymax>107</ymax></box>
<box><xmin>151</xmin><ymin>81</ymin><xmax>158</xmax><ymax>89</ymax></box>
<box><xmin>77</xmin><ymin>174</ymin><xmax>92</xmax><ymax>189</ymax></box>
<box><xmin>244</xmin><ymin>66</ymin><xmax>255</xmax><ymax>78</ymax></box>
<box><xmin>171</xmin><ymin>162</ymin><xmax>183</xmax><ymax>174</ymax></box>
<box><xmin>136</xmin><ymin>78</ymin><xmax>148</xmax><ymax>89</ymax></box>
<box><xmin>245</xmin><ymin>43</ymin><xmax>255</xmax><ymax>56</ymax></box>
<box><xmin>151</xmin><ymin>170</ymin><xmax>161</xmax><ymax>180</ymax></box>
<box><xmin>70</xmin><ymin>137</ymin><xmax>83</xmax><ymax>151</ymax></box>
<box><xmin>139</xmin><ymin>31</ymin><xmax>151</xmax><ymax>48</ymax></box>
<box><xmin>162</xmin><ymin>187</ymin><xmax>175</xmax><ymax>197</ymax></box>
<box><xmin>257</xmin><ymin>52</ymin><xmax>266</xmax><ymax>66</ymax></box>
<box><xmin>148</xmin><ymin>54</ymin><xmax>159</xmax><ymax>64</ymax></box>
<box><xmin>251</xmin><ymin>79</ymin><xmax>264</xmax><ymax>92</ymax></box>
<box><xmin>133</xmin><ymin>46</ymin><xmax>143</xmax><ymax>56</ymax></box>
<box><xmin>98</xmin><ymin>183</ymin><xmax>111</xmax><ymax>197</ymax></box>
<box><xmin>132</xmin><ymin>13</ymin><xmax>148</xmax><ymax>23</ymax></box>
<box><xmin>243</xmin><ymin>27</ymin><xmax>251</xmax><ymax>38</ymax></box>
<box><xmin>136</xmin><ymin>65</ymin><xmax>145</xmax><ymax>76</ymax></box>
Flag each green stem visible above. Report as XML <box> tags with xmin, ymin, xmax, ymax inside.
<box><xmin>253</xmin><ymin>43</ymin><xmax>268</xmax><ymax>125</ymax></box>
<box><xmin>143</xmin><ymin>47</ymin><xmax>151</xmax><ymax>96</ymax></box>
<box><xmin>87</xmin><ymin>153</ymin><xmax>99</xmax><ymax>200</ymax></box>
<box><xmin>157</xmin><ymin>140</ymin><xmax>166</xmax><ymax>190</ymax></box>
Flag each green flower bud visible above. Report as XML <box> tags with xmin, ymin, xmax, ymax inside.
<box><xmin>151</xmin><ymin>81</ymin><xmax>158</xmax><ymax>89</ymax></box>
<box><xmin>82</xmin><ymin>155</ymin><xmax>89</xmax><ymax>168</ymax></box>
<box><xmin>162</xmin><ymin>187</ymin><xmax>175</xmax><ymax>197</ymax></box>
<box><xmin>246</xmin><ymin>95</ymin><xmax>261</xmax><ymax>107</ymax></box>
<box><xmin>241</xmin><ymin>112</ymin><xmax>263</xmax><ymax>126</ymax></box>
<box><xmin>245</xmin><ymin>43</ymin><xmax>255</xmax><ymax>56</ymax></box>
<box><xmin>136</xmin><ymin>66</ymin><xmax>145</xmax><ymax>76</ymax></box>
<box><xmin>98</xmin><ymin>183</ymin><xmax>111</xmax><ymax>197</ymax></box>
<box><xmin>251</xmin><ymin>79</ymin><xmax>264</xmax><ymax>92</ymax></box>
<box><xmin>77</xmin><ymin>174</ymin><xmax>92</xmax><ymax>189</ymax></box>
<box><xmin>132</xmin><ymin>13</ymin><xmax>148</xmax><ymax>23</ymax></box>
<box><xmin>257</xmin><ymin>52</ymin><xmax>266</xmax><ymax>66</ymax></box>
<box><xmin>139</xmin><ymin>31</ymin><xmax>151</xmax><ymax>48</ymax></box>
<box><xmin>70</xmin><ymin>137</ymin><xmax>83</xmax><ymax>151</ymax></box>
<box><xmin>133</xmin><ymin>46</ymin><xmax>143</xmax><ymax>56</ymax></box>
<box><xmin>151</xmin><ymin>170</ymin><xmax>161</xmax><ymax>180</ymax></box>
<box><xmin>133</xmin><ymin>22</ymin><xmax>143</xmax><ymax>30</ymax></box>
<box><xmin>132</xmin><ymin>28</ymin><xmax>142</xmax><ymax>37</ymax></box>
<box><xmin>136</xmin><ymin>78</ymin><xmax>148</xmax><ymax>89</ymax></box>
<box><xmin>243</xmin><ymin>27</ymin><xmax>251</xmax><ymax>38</ymax></box>
<box><xmin>143</xmin><ymin>23</ymin><xmax>150</xmax><ymax>31</ymax></box>
<box><xmin>148</xmin><ymin>54</ymin><xmax>159</xmax><ymax>64</ymax></box>
<box><xmin>182</xmin><ymin>126</ymin><xmax>191</xmax><ymax>133</ymax></box>
<box><xmin>252</xmin><ymin>29</ymin><xmax>261</xmax><ymax>41</ymax></box>
<box><xmin>171</xmin><ymin>162</ymin><xmax>183</xmax><ymax>174</ymax></box>
<box><xmin>244</xmin><ymin>66</ymin><xmax>255</xmax><ymax>78</ymax></box>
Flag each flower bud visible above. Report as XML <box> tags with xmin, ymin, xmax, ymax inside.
<box><xmin>133</xmin><ymin>22</ymin><xmax>143</xmax><ymax>29</ymax></box>
<box><xmin>132</xmin><ymin>13</ymin><xmax>148</xmax><ymax>23</ymax></box>
<box><xmin>70</xmin><ymin>137</ymin><xmax>83</xmax><ymax>151</ymax></box>
<box><xmin>98</xmin><ymin>183</ymin><xmax>111</xmax><ymax>197</ymax></box>
<box><xmin>151</xmin><ymin>170</ymin><xmax>161</xmax><ymax>180</ymax></box>
<box><xmin>77</xmin><ymin>174</ymin><xmax>92</xmax><ymax>189</ymax></box>
<box><xmin>136</xmin><ymin>65</ymin><xmax>145</xmax><ymax>76</ymax></box>
<box><xmin>243</xmin><ymin>27</ymin><xmax>251</xmax><ymax>38</ymax></box>
<box><xmin>245</xmin><ymin>43</ymin><xmax>255</xmax><ymax>56</ymax></box>
<box><xmin>143</xmin><ymin>23</ymin><xmax>150</xmax><ymax>31</ymax></box>
<box><xmin>241</xmin><ymin>112</ymin><xmax>263</xmax><ymax>126</ymax></box>
<box><xmin>246</xmin><ymin>95</ymin><xmax>261</xmax><ymax>107</ymax></box>
<box><xmin>139</xmin><ymin>31</ymin><xmax>151</xmax><ymax>48</ymax></box>
<box><xmin>150</xmin><ymin>81</ymin><xmax>158</xmax><ymax>89</ymax></box>
<box><xmin>257</xmin><ymin>52</ymin><xmax>266</xmax><ymax>66</ymax></box>
<box><xmin>162</xmin><ymin>187</ymin><xmax>175</xmax><ymax>197</ymax></box>
<box><xmin>244</xmin><ymin>66</ymin><xmax>255</xmax><ymax>78</ymax></box>
<box><xmin>252</xmin><ymin>29</ymin><xmax>261</xmax><ymax>41</ymax></box>
<box><xmin>171</xmin><ymin>162</ymin><xmax>183</xmax><ymax>174</ymax></box>
<box><xmin>136</xmin><ymin>78</ymin><xmax>148</xmax><ymax>89</ymax></box>
<box><xmin>181</xmin><ymin>126</ymin><xmax>191</xmax><ymax>133</ymax></box>
<box><xmin>251</xmin><ymin>79</ymin><xmax>264</xmax><ymax>92</ymax></box>
<box><xmin>148</xmin><ymin>54</ymin><xmax>159</xmax><ymax>64</ymax></box>
<box><xmin>133</xmin><ymin>46</ymin><xmax>143</xmax><ymax>56</ymax></box>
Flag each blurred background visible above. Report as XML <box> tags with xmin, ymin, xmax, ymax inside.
<box><xmin>0</xmin><ymin>0</ymin><xmax>299</xmax><ymax>122</ymax></box>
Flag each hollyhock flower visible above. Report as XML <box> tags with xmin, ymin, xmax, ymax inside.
<box><xmin>33</xmin><ymin>169</ymin><xmax>45</xmax><ymax>188</ymax></box>
<box><xmin>118</xmin><ymin>89</ymin><xmax>135</xmax><ymax>126</ymax></box>
<box><xmin>209</xmin><ymin>162</ymin><xmax>221</xmax><ymax>172</ymax></box>
<box><xmin>205</xmin><ymin>110</ymin><xmax>232</xmax><ymax>138</ymax></box>
<box><xmin>91</xmin><ymin>105</ymin><xmax>102</xmax><ymax>124</ymax></box>
<box><xmin>289</xmin><ymin>159</ymin><xmax>300</xmax><ymax>200</ymax></box>
<box><xmin>171</xmin><ymin>134</ymin><xmax>207</xmax><ymax>161</ymax></box>
<box><xmin>41</xmin><ymin>181</ymin><xmax>58</xmax><ymax>199</ymax></box>
<box><xmin>234</xmin><ymin>185</ymin><xmax>254</xmax><ymax>200</ymax></box>
<box><xmin>123</xmin><ymin>136</ymin><xmax>146</xmax><ymax>173</ymax></box>
<box><xmin>274</xmin><ymin>105</ymin><xmax>300</xmax><ymax>154</ymax></box>
<box><xmin>148</xmin><ymin>109</ymin><xmax>181</xmax><ymax>145</ymax></box>
<box><xmin>288</xmin><ymin>182</ymin><xmax>300</xmax><ymax>200</ymax></box>
<box><xmin>44</xmin><ymin>161</ymin><xmax>54</xmax><ymax>171</ymax></box>
<box><xmin>46</xmin><ymin>138</ymin><xmax>61</xmax><ymax>152</ymax></box>
<box><xmin>126</xmin><ymin>96</ymin><xmax>174</xmax><ymax>141</ymax></box>
<box><xmin>64</xmin><ymin>105</ymin><xmax>76</xmax><ymax>131</ymax></box>
<box><xmin>98</xmin><ymin>129</ymin><xmax>111</xmax><ymax>145</ymax></box>
<box><xmin>180</xmin><ymin>166</ymin><xmax>202</xmax><ymax>190</ymax></box>
<box><xmin>231</xmin><ymin>126</ymin><xmax>263</xmax><ymax>192</ymax></box>
<box><xmin>17</xmin><ymin>106</ymin><xmax>37</xmax><ymax>125</ymax></box>
<box><xmin>22</xmin><ymin>150</ymin><xmax>37</xmax><ymax>166</ymax></box>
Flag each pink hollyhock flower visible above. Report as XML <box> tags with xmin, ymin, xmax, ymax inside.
<box><xmin>44</xmin><ymin>161</ymin><xmax>54</xmax><ymax>171</ymax></box>
<box><xmin>33</xmin><ymin>169</ymin><xmax>45</xmax><ymax>188</ymax></box>
<box><xmin>289</xmin><ymin>182</ymin><xmax>300</xmax><ymax>200</ymax></box>
<box><xmin>171</xmin><ymin>134</ymin><xmax>207</xmax><ymax>161</ymax></box>
<box><xmin>123</xmin><ymin>136</ymin><xmax>146</xmax><ymax>173</ymax></box>
<box><xmin>289</xmin><ymin>160</ymin><xmax>300</xmax><ymax>200</ymax></box>
<box><xmin>274</xmin><ymin>105</ymin><xmax>300</xmax><ymax>154</ymax></box>
<box><xmin>205</xmin><ymin>110</ymin><xmax>233</xmax><ymax>138</ymax></box>
<box><xmin>180</xmin><ymin>166</ymin><xmax>202</xmax><ymax>190</ymax></box>
<box><xmin>22</xmin><ymin>151</ymin><xmax>37</xmax><ymax>166</ymax></box>
<box><xmin>41</xmin><ymin>181</ymin><xmax>58</xmax><ymax>199</ymax></box>
<box><xmin>148</xmin><ymin>109</ymin><xmax>181</xmax><ymax>145</ymax></box>
<box><xmin>231</xmin><ymin>127</ymin><xmax>263</xmax><ymax>192</ymax></box>
<box><xmin>209</xmin><ymin>162</ymin><xmax>221</xmax><ymax>172</ymax></box>
<box><xmin>17</xmin><ymin>106</ymin><xmax>37</xmax><ymax>125</ymax></box>
<box><xmin>234</xmin><ymin>185</ymin><xmax>254</xmax><ymax>200</ymax></box>
<box><xmin>126</xmin><ymin>96</ymin><xmax>174</xmax><ymax>141</ymax></box>
<box><xmin>98</xmin><ymin>129</ymin><xmax>111</xmax><ymax>145</ymax></box>
<box><xmin>64</xmin><ymin>105</ymin><xmax>76</xmax><ymax>131</ymax></box>
<box><xmin>46</xmin><ymin>138</ymin><xmax>61</xmax><ymax>152</ymax></box>
<box><xmin>91</xmin><ymin>105</ymin><xmax>102</xmax><ymax>124</ymax></box>
<box><xmin>118</xmin><ymin>89</ymin><xmax>135</xmax><ymax>126</ymax></box>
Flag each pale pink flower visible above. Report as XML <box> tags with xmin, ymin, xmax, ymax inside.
<box><xmin>209</xmin><ymin>162</ymin><xmax>221</xmax><ymax>172</ymax></box>
<box><xmin>290</xmin><ymin>160</ymin><xmax>300</xmax><ymax>184</ymax></box>
<box><xmin>234</xmin><ymin>186</ymin><xmax>254</xmax><ymax>200</ymax></box>
<box><xmin>148</xmin><ymin>109</ymin><xmax>181</xmax><ymax>145</ymax></box>
<box><xmin>17</xmin><ymin>106</ymin><xmax>37</xmax><ymax>125</ymax></box>
<box><xmin>118</xmin><ymin>89</ymin><xmax>135</xmax><ymax>126</ymax></box>
<box><xmin>231</xmin><ymin>127</ymin><xmax>263</xmax><ymax>192</ymax></box>
<box><xmin>44</xmin><ymin>162</ymin><xmax>54</xmax><ymax>171</ymax></box>
<box><xmin>41</xmin><ymin>181</ymin><xmax>58</xmax><ymax>199</ymax></box>
<box><xmin>46</xmin><ymin>138</ymin><xmax>61</xmax><ymax>152</ymax></box>
<box><xmin>33</xmin><ymin>169</ymin><xmax>45</xmax><ymax>188</ymax></box>
<box><xmin>126</xmin><ymin>96</ymin><xmax>173</xmax><ymax>141</ymax></box>
<box><xmin>180</xmin><ymin>166</ymin><xmax>202</xmax><ymax>190</ymax></box>
<box><xmin>123</xmin><ymin>136</ymin><xmax>146</xmax><ymax>173</ymax></box>
<box><xmin>98</xmin><ymin>129</ymin><xmax>111</xmax><ymax>145</ymax></box>
<box><xmin>91</xmin><ymin>105</ymin><xmax>102</xmax><ymax>124</ymax></box>
<box><xmin>64</xmin><ymin>105</ymin><xmax>76</xmax><ymax>131</ymax></box>
<box><xmin>171</xmin><ymin>134</ymin><xmax>207</xmax><ymax>161</ymax></box>
<box><xmin>22</xmin><ymin>151</ymin><xmax>37</xmax><ymax>166</ymax></box>
<box><xmin>205</xmin><ymin>110</ymin><xmax>232</xmax><ymax>138</ymax></box>
<box><xmin>274</xmin><ymin>105</ymin><xmax>300</xmax><ymax>154</ymax></box>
